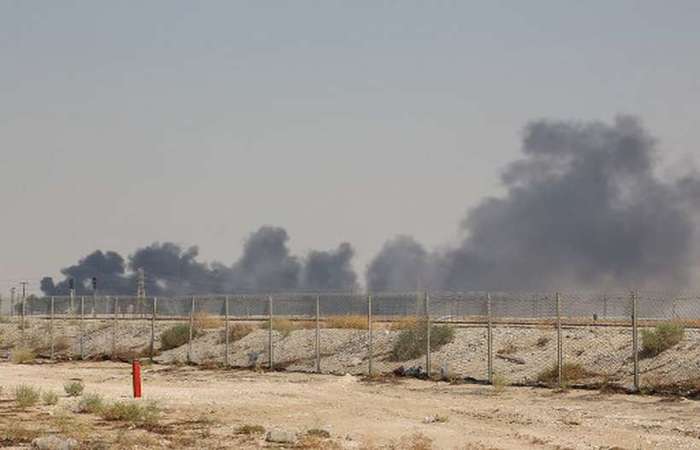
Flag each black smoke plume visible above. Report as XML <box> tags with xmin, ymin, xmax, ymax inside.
<box><xmin>301</xmin><ymin>242</ymin><xmax>358</xmax><ymax>291</ymax></box>
<box><xmin>366</xmin><ymin>236</ymin><xmax>429</xmax><ymax>291</ymax></box>
<box><xmin>367</xmin><ymin>116</ymin><xmax>700</xmax><ymax>291</ymax></box>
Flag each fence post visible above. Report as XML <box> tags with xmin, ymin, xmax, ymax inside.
<box><xmin>50</xmin><ymin>296</ymin><xmax>55</xmax><ymax>361</ymax></box>
<box><xmin>224</xmin><ymin>296</ymin><xmax>230</xmax><ymax>368</ymax></box>
<box><xmin>425</xmin><ymin>291</ymin><xmax>431</xmax><ymax>377</ymax></box>
<box><xmin>556</xmin><ymin>292</ymin><xmax>563</xmax><ymax>389</ymax></box>
<box><xmin>111</xmin><ymin>297</ymin><xmax>118</xmax><ymax>360</ymax></box>
<box><xmin>187</xmin><ymin>296</ymin><xmax>195</xmax><ymax>364</ymax></box>
<box><xmin>80</xmin><ymin>296</ymin><xmax>85</xmax><ymax>360</ymax></box>
<box><xmin>487</xmin><ymin>293</ymin><xmax>493</xmax><ymax>384</ymax></box>
<box><xmin>150</xmin><ymin>297</ymin><xmax>157</xmax><ymax>361</ymax></box>
<box><xmin>368</xmin><ymin>294</ymin><xmax>373</xmax><ymax>376</ymax></box>
<box><xmin>315</xmin><ymin>294</ymin><xmax>321</xmax><ymax>373</ymax></box>
<box><xmin>632</xmin><ymin>290</ymin><xmax>639</xmax><ymax>392</ymax></box>
<box><xmin>268</xmin><ymin>295</ymin><xmax>273</xmax><ymax>370</ymax></box>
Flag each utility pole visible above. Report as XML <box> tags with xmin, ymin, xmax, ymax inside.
<box><xmin>20</xmin><ymin>281</ymin><xmax>28</xmax><ymax>330</ymax></box>
<box><xmin>91</xmin><ymin>277</ymin><xmax>97</xmax><ymax>318</ymax></box>
<box><xmin>136</xmin><ymin>268</ymin><xmax>146</xmax><ymax>317</ymax></box>
<box><xmin>10</xmin><ymin>287</ymin><xmax>15</xmax><ymax>317</ymax></box>
<box><xmin>69</xmin><ymin>278</ymin><xmax>75</xmax><ymax>316</ymax></box>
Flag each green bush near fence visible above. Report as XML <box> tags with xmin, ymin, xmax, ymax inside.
<box><xmin>160</xmin><ymin>324</ymin><xmax>200</xmax><ymax>351</ymax></box>
<box><xmin>641</xmin><ymin>323</ymin><xmax>684</xmax><ymax>357</ymax></box>
<box><xmin>390</xmin><ymin>319</ymin><xmax>455</xmax><ymax>361</ymax></box>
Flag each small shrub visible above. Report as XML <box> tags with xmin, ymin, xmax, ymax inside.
<box><xmin>64</xmin><ymin>381</ymin><xmax>84</xmax><ymax>397</ymax></box>
<box><xmin>236</xmin><ymin>424</ymin><xmax>265</xmax><ymax>435</ymax></box>
<box><xmin>641</xmin><ymin>323</ymin><xmax>684</xmax><ymax>357</ymax></box>
<box><xmin>194</xmin><ymin>312</ymin><xmax>223</xmax><ymax>330</ymax></box>
<box><xmin>77</xmin><ymin>393</ymin><xmax>104</xmax><ymax>413</ymax></box>
<box><xmin>42</xmin><ymin>390</ymin><xmax>59</xmax><ymax>406</ymax></box>
<box><xmin>14</xmin><ymin>384</ymin><xmax>40</xmax><ymax>409</ymax></box>
<box><xmin>325</xmin><ymin>315</ymin><xmax>367</xmax><ymax>330</ymax></box>
<box><xmin>224</xmin><ymin>323</ymin><xmax>256</xmax><ymax>343</ymax></box>
<box><xmin>101</xmin><ymin>401</ymin><xmax>161</xmax><ymax>425</ymax></box>
<box><xmin>390</xmin><ymin>320</ymin><xmax>455</xmax><ymax>361</ymax></box>
<box><xmin>54</xmin><ymin>335</ymin><xmax>71</xmax><ymax>352</ymax></box>
<box><xmin>537</xmin><ymin>363</ymin><xmax>591</xmax><ymax>385</ymax></box>
<box><xmin>11</xmin><ymin>347</ymin><xmax>35</xmax><ymax>364</ymax></box>
<box><xmin>492</xmin><ymin>374</ymin><xmax>508</xmax><ymax>394</ymax></box>
<box><xmin>160</xmin><ymin>324</ymin><xmax>199</xmax><ymax>351</ymax></box>
<box><xmin>393</xmin><ymin>432</ymin><xmax>433</xmax><ymax>450</ymax></box>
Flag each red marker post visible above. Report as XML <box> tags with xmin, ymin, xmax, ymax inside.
<box><xmin>132</xmin><ymin>360</ymin><xmax>142</xmax><ymax>398</ymax></box>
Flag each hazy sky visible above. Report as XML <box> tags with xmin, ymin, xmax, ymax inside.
<box><xmin>2</xmin><ymin>1</ymin><xmax>699</xmax><ymax>294</ymax></box>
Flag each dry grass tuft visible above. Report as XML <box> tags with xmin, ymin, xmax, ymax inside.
<box><xmin>194</xmin><ymin>312</ymin><xmax>223</xmax><ymax>330</ymax></box>
<box><xmin>325</xmin><ymin>315</ymin><xmax>368</xmax><ymax>330</ymax></box>
<box><xmin>14</xmin><ymin>384</ymin><xmax>40</xmax><ymax>409</ymax></box>
<box><xmin>11</xmin><ymin>347</ymin><xmax>35</xmax><ymax>364</ymax></box>
<box><xmin>235</xmin><ymin>424</ymin><xmax>265</xmax><ymax>435</ymax></box>
<box><xmin>641</xmin><ymin>323</ymin><xmax>684</xmax><ymax>358</ymax></box>
<box><xmin>537</xmin><ymin>363</ymin><xmax>593</xmax><ymax>386</ymax></box>
<box><xmin>64</xmin><ymin>380</ymin><xmax>84</xmax><ymax>397</ymax></box>
<box><xmin>390</xmin><ymin>316</ymin><xmax>419</xmax><ymax>331</ymax></box>
<box><xmin>224</xmin><ymin>323</ymin><xmax>256</xmax><ymax>343</ymax></box>
<box><xmin>263</xmin><ymin>318</ymin><xmax>299</xmax><ymax>337</ymax></box>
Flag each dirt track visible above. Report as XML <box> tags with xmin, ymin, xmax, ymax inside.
<box><xmin>2</xmin><ymin>361</ymin><xmax>700</xmax><ymax>449</ymax></box>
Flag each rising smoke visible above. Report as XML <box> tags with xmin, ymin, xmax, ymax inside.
<box><xmin>42</xmin><ymin>117</ymin><xmax>700</xmax><ymax>295</ymax></box>
<box><xmin>367</xmin><ymin>116</ymin><xmax>700</xmax><ymax>291</ymax></box>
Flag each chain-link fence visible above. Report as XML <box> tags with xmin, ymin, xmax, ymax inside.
<box><xmin>3</xmin><ymin>291</ymin><xmax>699</xmax><ymax>392</ymax></box>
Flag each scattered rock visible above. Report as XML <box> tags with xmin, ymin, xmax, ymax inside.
<box><xmin>496</xmin><ymin>353</ymin><xmax>526</xmax><ymax>365</ymax></box>
<box><xmin>266</xmin><ymin>429</ymin><xmax>297</xmax><ymax>444</ymax></box>
<box><xmin>31</xmin><ymin>436</ymin><xmax>78</xmax><ymax>450</ymax></box>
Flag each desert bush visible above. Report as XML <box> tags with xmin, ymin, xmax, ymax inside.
<box><xmin>262</xmin><ymin>318</ymin><xmax>299</xmax><ymax>337</ymax></box>
<box><xmin>77</xmin><ymin>393</ymin><xmax>104</xmax><ymax>413</ymax></box>
<box><xmin>390</xmin><ymin>432</ymin><xmax>433</xmax><ymax>450</ymax></box>
<box><xmin>160</xmin><ymin>324</ymin><xmax>199</xmax><ymax>350</ymax></box>
<box><xmin>223</xmin><ymin>323</ymin><xmax>256</xmax><ymax>343</ymax></box>
<box><xmin>325</xmin><ymin>315</ymin><xmax>367</xmax><ymax>330</ymax></box>
<box><xmin>390</xmin><ymin>320</ymin><xmax>455</xmax><ymax>361</ymax></box>
<box><xmin>641</xmin><ymin>323</ymin><xmax>684</xmax><ymax>357</ymax></box>
<box><xmin>42</xmin><ymin>390</ymin><xmax>59</xmax><ymax>406</ymax></box>
<box><xmin>492</xmin><ymin>374</ymin><xmax>508</xmax><ymax>394</ymax></box>
<box><xmin>53</xmin><ymin>335</ymin><xmax>72</xmax><ymax>352</ymax></box>
<box><xmin>64</xmin><ymin>381</ymin><xmax>84</xmax><ymax>397</ymax></box>
<box><xmin>14</xmin><ymin>384</ymin><xmax>40</xmax><ymax>409</ymax></box>
<box><xmin>11</xmin><ymin>347</ymin><xmax>35</xmax><ymax>364</ymax></box>
<box><xmin>194</xmin><ymin>312</ymin><xmax>223</xmax><ymax>330</ymax></box>
<box><xmin>236</xmin><ymin>424</ymin><xmax>265</xmax><ymax>435</ymax></box>
<box><xmin>101</xmin><ymin>401</ymin><xmax>160</xmax><ymax>425</ymax></box>
<box><xmin>536</xmin><ymin>363</ymin><xmax>591</xmax><ymax>385</ymax></box>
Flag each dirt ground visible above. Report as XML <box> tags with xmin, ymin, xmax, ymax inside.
<box><xmin>2</xmin><ymin>362</ymin><xmax>700</xmax><ymax>449</ymax></box>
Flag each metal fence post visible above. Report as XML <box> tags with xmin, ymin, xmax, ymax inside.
<box><xmin>556</xmin><ymin>292</ymin><xmax>563</xmax><ymax>389</ymax></box>
<box><xmin>425</xmin><ymin>291</ymin><xmax>431</xmax><ymax>377</ymax></box>
<box><xmin>50</xmin><ymin>296</ymin><xmax>55</xmax><ymax>360</ymax></box>
<box><xmin>187</xmin><ymin>296</ymin><xmax>195</xmax><ymax>364</ymax></box>
<box><xmin>368</xmin><ymin>294</ymin><xmax>373</xmax><ymax>376</ymax></box>
<box><xmin>150</xmin><ymin>297</ymin><xmax>157</xmax><ymax>361</ymax></box>
<box><xmin>80</xmin><ymin>296</ymin><xmax>85</xmax><ymax>360</ymax></box>
<box><xmin>224</xmin><ymin>296</ymin><xmax>230</xmax><ymax>368</ymax></box>
<box><xmin>632</xmin><ymin>290</ymin><xmax>639</xmax><ymax>392</ymax></box>
<box><xmin>487</xmin><ymin>293</ymin><xmax>493</xmax><ymax>384</ymax></box>
<box><xmin>315</xmin><ymin>294</ymin><xmax>321</xmax><ymax>373</ymax></box>
<box><xmin>268</xmin><ymin>295</ymin><xmax>274</xmax><ymax>370</ymax></box>
<box><xmin>111</xmin><ymin>297</ymin><xmax>118</xmax><ymax>360</ymax></box>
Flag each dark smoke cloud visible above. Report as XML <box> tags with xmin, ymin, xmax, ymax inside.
<box><xmin>40</xmin><ymin>250</ymin><xmax>132</xmax><ymax>295</ymax></box>
<box><xmin>301</xmin><ymin>242</ymin><xmax>358</xmax><ymax>291</ymax></box>
<box><xmin>42</xmin><ymin>226</ymin><xmax>358</xmax><ymax>295</ymax></box>
<box><xmin>42</xmin><ymin>117</ymin><xmax>700</xmax><ymax>295</ymax></box>
<box><xmin>366</xmin><ymin>116</ymin><xmax>700</xmax><ymax>291</ymax></box>
<box><xmin>229</xmin><ymin>226</ymin><xmax>302</xmax><ymax>292</ymax></box>
<box><xmin>366</xmin><ymin>235</ymin><xmax>429</xmax><ymax>291</ymax></box>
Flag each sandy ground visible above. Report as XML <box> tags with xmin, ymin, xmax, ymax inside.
<box><xmin>2</xmin><ymin>361</ymin><xmax>700</xmax><ymax>449</ymax></box>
